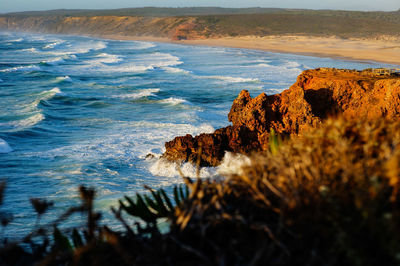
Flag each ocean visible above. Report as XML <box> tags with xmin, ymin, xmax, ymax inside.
<box><xmin>0</xmin><ymin>31</ymin><xmax>395</xmax><ymax>238</ymax></box>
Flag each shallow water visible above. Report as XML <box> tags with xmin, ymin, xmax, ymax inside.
<box><xmin>0</xmin><ymin>31</ymin><xmax>395</xmax><ymax>238</ymax></box>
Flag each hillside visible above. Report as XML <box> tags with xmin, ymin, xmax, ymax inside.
<box><xmin>0</xmin><ymin>7</ymin><xmax>400</xmax><ymax>40</ymax></box>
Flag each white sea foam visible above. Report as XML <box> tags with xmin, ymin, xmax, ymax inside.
<box><xmin>46</xmin><ymin>40</ymin><xmax>107</xmax><ymax>56</ymax></box>
<box><xmin>23</xmin><ymin>87</ymin><xmax>65</xmax><ymax>112</ymax></box>
<box><xmin>55</xmin><ymin>76</ymin><xmax>72</xmax><ymax>82</ymax></box>
<box><xmin>158</xmin><ymin>97</ymin><xmax>188</xmax><ymax>105</ymax></box>
<box><xmin>7</xmin><ymin>38</ymin><xmax>23</xmax><ymax>42</ymax></box>
<box><xmin>43</xmin><ymin>40</ymin><xmax>65</xmax><ymax>49</ymax></box>
<box><xmin>149</xmin><ymin>158</ymin><xmax>215</xmax><ymax>178</ymax></box>
<box><xmin>112</xmin><ymin>88</ymin><xmax>160</xmax><ymax>99</ymax></box>
<box><xmin>20</xmin><ymin>47</ymin><xmax>38</xmax><ymax>53</ymax></box>
<box><xmin>149</xmin><ymin>52</ymin><xmax>182</xmax><ymax>67</ymax></box>
<box><xmin>41</xmin><ymin>57</ymin><xmax>65</xmax><ymax>65</ymax></box>
<box><xmin>284</xmin><ymin>61</ymin><xmax>301</xmax><ymax>68</ymax></box>
<box><xmin>0</xmin><ymin>138</ymin><xmax>13</xmax><ymax>153</ymax></box>
<box><xmin>71</xmin><ymin>52</ymin><xmax>181</xmax><ymax>74</ymax></box>
<box><xmin>84</xmin><ymin>64</ymin><xmax>154</xmax><ymax>74</ymax></box>
<box><xmin>132</xmin><ymin>41</ymin><xmax>156</xmax><ymax>50</ymax></box>
<box><xmin>255</xmin><ymin>62</ymin><xmax>303</xmax><ymax>75</ymax></box>
<box><xmin>202</xmin><ymin>75</ymin><xmax>259</xmax><ymax>83</ymax></box>
<box><xmin>217</xmin><ymin>152</ymin><xmax>251</xmax><ymax>176</ymax></box>
<box><xmin>162</xmin><ymin>67</ymin><xmax>191</xmax><ymax>74</ymax></box>
<box><xmin>256</xmin><ymin>63</ymin><xmax>272</xmax><ymax>68</ymax></box>
<box><xmin>0</xmin><ymin>113</ymin><xmax>45</xmax><ymax>131</ymax></box>
<box><xmin>94</xmin><ymin>53</ymin><xmax>122</xmax><ymax>64</ymax></box>
<box><xmin>0</xmin><ymin>65</ymin><xmax>41</xmax><ymax>72</ymax></box>
<box><xmin>48</xmin><ymin>87</ymin><xmax>63</xmax><ymax>95</ymax></box>
<box><xmin>20</xmin><ymin>113</ymin><xmax>45</xmax><ymax>127</ymax></box>
<box><xmin>149</xmin><ymin>151</ymin><xmax>251</xmax><ymax>178</ymax></box>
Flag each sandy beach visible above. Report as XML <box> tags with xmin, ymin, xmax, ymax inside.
<box><xmin>101</xmin><ymin>34</ymin><xmax>400</xmax><ymax>65</ymax></box>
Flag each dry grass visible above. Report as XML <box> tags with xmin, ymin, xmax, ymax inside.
<box><xmin>171</xmin><ymin>117</ymin><xmax>400</xmax><ymax>265</ymax></box>
<box><xmin>1</xmin><ymin>116</ymin><xmax>400</xmax><ymax>265</ymax></box>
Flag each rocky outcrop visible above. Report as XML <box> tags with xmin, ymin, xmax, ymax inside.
<box><xmin>163</xmin><ymin>68</ymin><xmax>400</xmax><ymax>166</ymax></box>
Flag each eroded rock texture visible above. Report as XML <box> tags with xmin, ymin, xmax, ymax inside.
<box><xmin>163</xmin><ymin>68</ymin><xmax>400</xmax><ymax>166</ymax></box>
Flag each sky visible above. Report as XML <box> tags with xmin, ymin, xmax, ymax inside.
<box><xmin>1</xmin><ymin>0</ymin><xmax>399</xmax><ymax>13</ymax></box>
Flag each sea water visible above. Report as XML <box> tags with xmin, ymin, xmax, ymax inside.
<box><xmin>0</xmin><ymin>31</ymin><xmax>395</xmax><ymax>238</ymax></box>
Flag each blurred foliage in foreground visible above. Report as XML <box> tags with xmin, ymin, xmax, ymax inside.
<box><xmin>1</xmin><ymin>116</ymin><xmax>400</xmax><ymax>265</ymax></box>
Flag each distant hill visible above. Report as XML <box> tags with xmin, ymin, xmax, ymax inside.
<box><xmin>0</xmin><ymin>7</ymin><xmax>399</xmax><ymax>40</ymax></box>
<box><xmin>1</xmin><ymin>7</ymin><xmax>286</xmax><ymax>17</ymax></box>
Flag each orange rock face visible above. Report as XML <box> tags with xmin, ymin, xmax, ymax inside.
<box><xmin>163</xmin><ymin>68</ymin><xmax>400</xmax><ymax>166</ymax></box>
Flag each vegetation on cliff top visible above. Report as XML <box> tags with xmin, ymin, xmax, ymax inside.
<box><xmin>1</xmin><ymin>7</ymin><xmax>400</xmax><ymax>39</ymax></box>
<box><xmin>1</xmin><ymin>116</ymin><xmax>400</xmax><ymax>265</ymax></box>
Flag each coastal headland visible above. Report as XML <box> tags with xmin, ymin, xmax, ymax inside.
<box><xmin>163</xmin><ymin>68</ymin><xmax>400</xmax><ymax>166</ymax></box>
<box><xmin>1</xmin><ymin>7</ymin><xmax>400</xmax><ymax>64</ymax></box>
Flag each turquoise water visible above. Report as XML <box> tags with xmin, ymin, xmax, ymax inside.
<box><xmin>0</xmin><ymin>31</ymin><xmax>395</xmax><ymax>238</ymax></box>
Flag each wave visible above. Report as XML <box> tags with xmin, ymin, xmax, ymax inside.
<box><xmin>6</xmin><ymin>38</ymin><xmax>23</xmax><ymax>43</ymax></box>
<box><xmin>0</xmin><ymin>78</ymin><xmax>3</xmax><ymax>82</ymax></box>
<box><xmin>55</xmin><ymin>76</ymin><xmax>72</xmax><ymax>82</ymax></box>
<box><xmin>47</xmin><ymin>87</ymin><xmax>64</xmax><ymax>96</ymax></box>
<box><xmin>70</xmin><ymin>52</ymin><xmax>181</xmax><ymax>74</ymax></box>
<box><xmin>149</xmin><ymin>151</ymin><xmax>251</xmax><ymax>178</ymax></box>
<box><xmin>132</xmin><ymin>41</ymin><xmax>156</xmax><ymax>50</ymax></box>
<box><xmin>0</xmin><ymin>65</ymin><xmax>41</xmax><ymax>73</ymax></box>
<box><xmin>78</xmin><ymin>63</ymin><xmax>153</xmax><ymax>74</ymax></box>
<box><xmin>112</xmin><ymin>88</ymin><xmax>160</xmax><ymax>99</ymax></box>
<box><xmin>43</xmin><ymin>40</ymin><xmax>65</xmax><ymax>49</ymax></box>
<box><xmin>0</xmin><ymin>113</ymin><xmax>45</xmax><ymax>132</ymax></box>
<box><xmin>0</xmin><ymin>138</ymin><xmax>12</xmax><ymax>153</ymax></box>
<box><xmin>130</xmin><ymin>121</ymin><xmax>214</xmax><ymax>134</ymax></box>
<box><xmin>91</xmin><ymin>53</ymin><xmax>123</xmax><ymax>64</ymax></box>
<box><xmin>202</xmin><ymin>75</ymin><xmax>259</xmax><ymax>83</ymax></box>
<box><xmin>158</xmin><ymin>97</ymin><xmax>188</xmax><ymax>106</ymax></box>
<box><xmin>149</xmin><ymin>52</ymin><xmax>182</xmax><ymax>67</ymax></box>
<box><xmin>284</xmin><ymin>61</ymin><xmax>301</xmax><ymax>68</ymax></box>
<box><xmin>162</xmin><ymin>67</ymin><xmax>191</xmax><ymax>74</ymax></box>
<box><xmin>149</xmin><ymin>158</ymin><xmax>215</xmax><ymax>178</ymax></box>
<box><xmin>217</xmin><ymin>152</ymin><xmax>251</xmax><ymax>176</ymax></box>
<box><xmin>256</xmin><ymin>61</ymin><xmax>303</xmax><ymax>73</ymax></box>
<box><xmin>46</xmin><ymin>40</ymin><xmax>107</xmax><ymax>56</ymax></box>
<box><xmin>41</xmin><ymin>57</ymin><xmax>65</xmax><ymax>65</ymax></box>
<box><xmin>17</xmin><ymin>113</ymin><xmax>45</xmax><ymax>128</ymax></box>
<box><xmin>19</xmin><ymin>48</ymin><xmax>38</xmax><ymax>53</ymax></box>
<box><xmin>36</xmin><ymin>87</ymin><xmax>64</xmax><ymax>100</ymax></box>
<box><xmin>23</xmin><ymin>87</ymin><xmax>65</xmax><ymax>112</ymax></box>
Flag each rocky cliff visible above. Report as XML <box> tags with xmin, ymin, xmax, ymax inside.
<box><xmin>163</xmin><ymin>68</ymin><xmax>400</xmax><ymax>166</ymax></box>
<box><xmin>0</xmin><ymin>16</ymin><xmax>204</xmax><ymax>40</ymax></box>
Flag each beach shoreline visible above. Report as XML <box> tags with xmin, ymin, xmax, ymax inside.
<box><xmin>99</xmin><ymin>34</ymin><xmax>400</xmax><ymax>65</ymax></box>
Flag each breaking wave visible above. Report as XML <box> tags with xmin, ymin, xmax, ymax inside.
<box><xmin>149</xmin><ymin>158</ymin><xmax>216</xmax><ymax>178</ymax></box>
<box><xmin>0</xmin><ymin>113</ymin><xmax>45</xmax><ymax>132</ymax></box>
<box><xmin>158</xmin><ymin>97</ymin><xmax>188</xmax><ymax>105</ymax></box>
<box><xmin>112</xmin><ymin>88</ymin><xmax>160</xmax><ymax>99</ymax></box>
<box><xmin>201</xmin><ymin>75</ymin><xmax>259</xmax><ymax>83</ymax></box>
<box><xmin>55</xmin><ymin>76</ymin><xmax>72</xmax><ymax>82</ymax></box>
<box><xmin>0</xmin><ymin>65</ymin><xmax>41</xmax><ymax>73</ymax></box>
<box><xmin>132</xmin><ymin>41</ymin><xmax>156</xmax><ymax>50</ymax></box>
<box><xmin>162</xmin><ymin>67</ymin><xmax>191</xmax><ymax>74</ymax></box>
<box><xmin>43</xmin><ymin>40</ymin><xmax>65</xmax><ymax>49</ymax></box>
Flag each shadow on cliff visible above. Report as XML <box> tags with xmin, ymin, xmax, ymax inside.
<box><xmin>163</xmin><ymin>68</ymin><xmax>400</xmax><ymax>167</ymax></box>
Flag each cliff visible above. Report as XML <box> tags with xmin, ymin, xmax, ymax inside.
<box><xmin>163</xmin><ymin>68</ymin><xmax>400</xmax><ymax>166</ymax></box>
<box><xmin>0</xmin><ymin>16</ymin><xmax>203</xmax><ymax>40</ymax></box>
<box><xmin>1</xmin><ymin>8</ymin><xmax>400</xmax><ymax>40</ymax></box>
